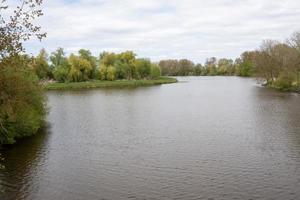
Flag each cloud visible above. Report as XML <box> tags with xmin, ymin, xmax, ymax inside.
<box><xmin>23</xmin><ymin>0</ymin><xmax>300</xmax><ymax>63</ymax></box>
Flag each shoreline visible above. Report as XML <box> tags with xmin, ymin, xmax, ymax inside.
<box><xmin>43</xmin><ymin>77</ymin><xmax>177</xmax><ymax>90</ymax></box>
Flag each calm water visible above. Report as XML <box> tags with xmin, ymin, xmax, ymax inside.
<box><xmin>1</xmin><ymin>77</ymin><xmax>300</xmax><ymax>200</ymax></box>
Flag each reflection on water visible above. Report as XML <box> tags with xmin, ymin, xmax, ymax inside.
<box><xmin>1</xmin><ymin>77</ymin><xmax>300</xmax><ymax>200</ymax></box>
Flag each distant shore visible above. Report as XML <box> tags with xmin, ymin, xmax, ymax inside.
<box><xmin>43</xmin><ymin>77</ymin><xmax>177</xmax><ymax>90</ymax></box>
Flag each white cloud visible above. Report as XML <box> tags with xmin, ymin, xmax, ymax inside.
<box><xmin>24</xmin><ymin>0</ymin><xmax>300</xmax><ymax>63</ymax></box>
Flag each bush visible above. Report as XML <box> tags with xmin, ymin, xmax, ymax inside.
<box><xmin>273</xmin><ymin>73</ymin><xmax>296</xmax><ymax>91</ymax></box>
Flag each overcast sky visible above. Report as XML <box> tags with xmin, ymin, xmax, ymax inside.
<box><xmin>24</xmin><ymin>0</ymin><xmax>300</xmax><ymax>63</ymax></box>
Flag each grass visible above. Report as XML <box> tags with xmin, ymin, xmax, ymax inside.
<box><xmin>43</xmin><ymin>77</ymin><xmax>177</xmax><ymax>90</ymax></box>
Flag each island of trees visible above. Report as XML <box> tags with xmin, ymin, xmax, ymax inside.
<box><xmin>29</xmin><ymin>48</ymin><xmax>169</xmax><ymax>84</ymax></box>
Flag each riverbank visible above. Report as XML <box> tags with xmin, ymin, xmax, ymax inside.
<box><xmin>269</xmin><ymin>86</ymin><xmax>300</xmax><ymax>93</ymax></box>
<box><xmin>264</xmin><ymin>82</ymin><xmax>300</xmax><ymax>93</ymax></box>
<box><xmin>43</xmin><ymin>77</ymin><xmax>177</xmax><ymax>90</ymax></box>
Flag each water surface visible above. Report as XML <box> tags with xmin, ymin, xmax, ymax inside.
<box><xmin>1</xmin><ymin>77</ymin><xmax>300</xmax><ymax>199</ymax></box>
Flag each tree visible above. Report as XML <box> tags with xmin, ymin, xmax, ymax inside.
<box><xmin>99</xmin><ymin>65</ymin><xmax>107</xmax><ymax>80</ymax></box>
<box><xmin>193</xmin><ymin>64</ymin><xmax>202</xmax><ymax>76</ymax></box>
<box><xmin>287</xmin><ymin>32</ymin><xmax>300</xmax><ymax>88</ymax></box>
<box><xmin>114</xmin><ymin>60</ymin><xmax>129</xmax><ymax>79</ymax></box>
<box><xmin>51</xmin><ymin>48</ymin><xmax>70</xmax><ymax>82</ymax></box>
<box><xmin>205</xmin><ymin>57</ymin><xmax>217</xmax><ymax>75</ymax></box>
<box><xmin>68</xmin><ymin>54</ymin><xmax>92</xmax><ymax>82</ymax></box>
<box><xmin>0</xmin><ymin>0</ymin><xmax>46</xmax><ymax>144</ymax></box>
<box><xmin>217</xmin><ymin>58</ymin><xmax>234</xmax><ymax>75</ymax></box>
<box><xmin>119</xmin><ymin>51</ymin><xmax>136</xmax><ymax>79</ymax></box>
<box><xmin>79</xmin><ymin>49</ymin><xmax>97</xmax><ymax>79</ymax></box>
<box><xmin>107</xmin><ymin>66</ymin><xmax>116</xmax><ymax>81</ymax></box>
<box><xmin>235</xmin><ymin>51</ymin><xmax>255</xmax><ymax>77</ymax></box>
<box><xmin>253</xmin><ymin>38</ymin><xmax>300</xmax><ymax>90</ymax></box>
<box><xmin>0</xmin><ymin>0</ymin><xmax>46</xmax><ymax>59</ymax></box>
<box><xmin>50</xmin><ymin>48</ymin><xmax>68</xmax><ymax>69</ymax></box>
<box><xmin>150</xmin><ymin>64</ymin><xmax>161</xmax><ymax>79</ymax></box>
<box><xmin>33</xmin><ymin>48</ymin><xmax>49</xmax><ymax>79</ymax></box>
<box><xmin>135</xmin><ymin>58</ymin><xmax>151</xmax><ymax>79</ymax></box>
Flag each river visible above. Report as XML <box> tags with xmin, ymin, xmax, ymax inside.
<box><xmin>1</xmin><ymin>77</ymin><xmax>300</xmax><ymax>200</ymax></box>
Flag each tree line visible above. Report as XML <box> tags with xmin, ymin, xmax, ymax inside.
<box><xmin>159</xmin><ymin>54</ymin><xmax>253</xmax><ymax>77</ymax></box>
<box><xmin>159</xmin><ymin>32</ymin><xmax>300</xmax><ymax>91</ymax></box>
<box><xmin>159</xmin><ymin>51</ymin><xmax>254</xmax><ymax>77</ymax></box>
<box><xmin>29</xmin><ymin>49</ymin><xmax>161</xmax><ymax>82</ymax></box>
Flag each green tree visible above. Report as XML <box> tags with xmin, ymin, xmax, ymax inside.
<box><xmin>50</xmin><ymin>48</ymin><xmax>69</xmax><ymax>82</ymax></box>
<box><xmin>68</xmin><ymin>54</ymin><xmax>92</xmax><ymax>82</ymax></box>
<box><xmin>235</xmin><ymin>51</ymin><xmax>255</xmax><ymax>77</ymax></box>
<box><xmin>217</xmin><ymin>58</ymin><xmax>234</xmax><ymax>75</ymax></box>
<box><xmin>114</xmin><ymin>60</ymin><xmax>129</xmax><ymax>79</ymax></box>
<box><xmin>193</xmin><ymin>64</ymin><xmax>202</xmax><ymax>76</ymax></box>
<box><xmin>205</xmin><ymin>57</ymin><xmax>218</xmax><ymax>76</ymax></box>
<box><xmin>33</xmin><ymin>48</ymin><xmax>50</xmax><ymax>79</ymax></box>
<box><xmin>119</xmin><ymin>51</ymin><xmax>136</xmax><ymax>79</ymax></box>
<box><xmin>150</xmin><ymin>64</ymin><xmax>161</xmax><ymax>79</ymax></box>
<box><xmin>107</xmin><ymin>66</ymin><xmax>117</xmax><ymax>81</ymax></box>
<box><xmin>79</xmin><ymin>49</ymin><xmax>97</xmax><ymax>79</ymax></box>
<box><xmin>0</xmin><ymin>0</ymin><xmax>46</xmax><ymax>145</ymax></box>
<box><xmin>135</xmin><ymin>58</ymin><xmax>151</xmax><ymax>79</ymax></box>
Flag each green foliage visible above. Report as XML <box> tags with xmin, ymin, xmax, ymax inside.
<box><xmin>114</xmin><ymin>60</ymin><xmax>129</xmax><ymax>79</ymax></box>
<box><xmin>234</xmin><ymin>52</ymin><xmax>255</xmax><ymax>77</ymax></box>
<box><xmin>33</xmin><ymin>48</ymin><xmax>50</xmax><ymax>79</ymax></box>
<box><xmin>107</xmin><ymin>66</ymin><xmax>116</xmax><ymax>81</ymax></box>
<box><xmin>50</xmin><ymin>48</ymin><xmax>70</xmax><ymax>82</ymax></box>
<box><xmin>119</xmin><ymin>51</ymin><xmax>137</xmax><ymax>79</ymax></box>
<box><xmin>150</xmin><ymin>64</ymin><xmax>161</xmax><ymax>79</ymax></box>
<box><xmin>0</xmin><ymin>0</ymin><xmax>46</xmax><ymax>145</ymax></box>
<box><xmin>79</xmin><ymin>49</ymin><xmax>97</xmax><ymax>79</ymax></box>
<box><xmin>0</xmin><ymin>58</ymin><xmax>46</xmax><ymax>144</ymax></box>
<box><xmin>236</xmin><ymin>61</ymin><xmax>253</xmax><ymax>77</ymax></box>
<box><xmin>50</xmin><ymin>48</ymin><xmax>68</xmax><ymax>69</ymax></box>
<box><xmin>99</xmin><ymin>65</ymin><xmax>107</xmax><ymax>80</ymax></box>
<box><xmin>98</xmin><ymin>51</ymin><xmax>138</xmax><ymax>80</ymax></box>
<box><xmin>217</xmin><ymin>58</ymin><xmax>234</xmax><ymax>75</ymax></box>
<box><xmin>273</xmin><ymin>73</ymin><xmax>297</xmax><ymax>91</ymax></box>
<box><xmin>193</xmin><ymin>64</ymin><xmax>202</xmax><ymax>75</ymax></box>
<box><xmin>135</xmin><ymin>58</ymin><xmax>151</xmax><ymax>79</ymax></box>
<box><xmin>44</xmin><ymin>77</ymin><xmax>177</xmax><ymax>90</ymax></box>
<box><xmin>53</xmin><ymin>65</ymin><xmax>69</xmax><ymax>82</ymax></box>
<box><xmin>68</xmin><ymin>54</ymin><xmax>92</xmax><ymax>82</ymax></box>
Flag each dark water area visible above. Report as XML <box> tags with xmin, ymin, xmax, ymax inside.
<box><xmin>1</xmin><ymin>77</ymin><xmax>300</xmax><ymax>200</ymax></box>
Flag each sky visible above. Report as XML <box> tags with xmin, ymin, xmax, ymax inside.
<box><xmin>22</xmin><ymin>0</ymin><xmax>300</xmax><ymax>63</ymax></box>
